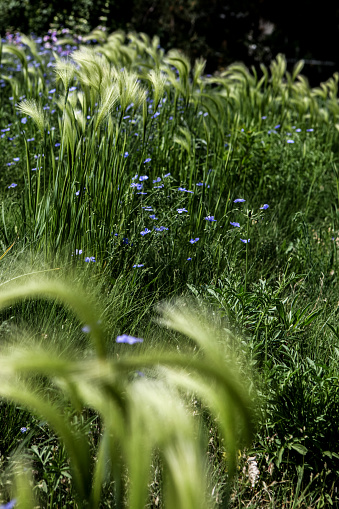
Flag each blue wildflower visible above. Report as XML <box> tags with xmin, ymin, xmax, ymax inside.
<box><xmin>20</xmin><ymin>427</ymin><xmax>27</xmax><ymax>433</ymax></box>
<box><xmin>85</xmin><ymin>256</ymin><xmax>96</xmax><ymax>262</ymax></box>
<box><xmin>116</xmin><ymin>334</ymin><xmax>143</xmax><ymax>345</ymax></box>
<box><xmin>204</xmin><ymin>216</ymin><xmax>216</xmax><ymax>222</ymax></box>
<box><xmin>144</xmin><ymin>158</ymin><xmax>151</xmax><ymax>163</ymax></box>
<box><xmin>149</xmin><ymin>214</ymin><xmax>158</xmax><ymax>219</ymax></box>
<box><xmin>187</xmin><ymin>257</ymin><xmax>192</xmax><ymax>261</ymax></box>
<box><xmin>287</xmin><ymin>139</ymin><xmax>294</xmax><ymax>144</ymax></box>
<box><xmin>260</xmin><ymin>204</ymin><xmax>269</xmax><ymax>210</ymax></box>
<box><xmin>230</xmin><ymin>222</ymin><xmax>240</xmax><ymax>227</ymax></box>
<box><xmin>0</xmin><ymin>499</ymin><xmax>17</xmax><ymax>509</ymax></box>
<box><xmin>240</xmin><ymin>239</ymin><xmax>250</xmax><ymax>243</ymax></box>
<box><xmin>133</xmin><ymin>264</ymin><xmax>144</xmax><ymax>267</ymax></box>
<box><xmin>234</xmin><ymin>198</ymin><xmax>245</xmax><ymax>203</ymax></box>
<box><xmin>140</xmin><ymin>228</ymin><xmax>151</xmax><ymax>236</ymax></box>
<box><xmin>153</xmin><ymin>177</ymin><xmax>161</xmax><ymax>183</ymax></box>
<box><xmin>177</xmin><ymin>208</ymin><xmax>188</xmax><ymax>214</ymax></box>
<box><xmin>164</xmin><ymin>173</ymin><xmax>171</xmax><ymax>177</ymax></box>
<box><xmin>189</xmin><ymin>238</ymin><xmax>199</xmax><ymax>244</ymax></box>
<box><xmin>139</xmin><ymin>176</ymin><xmax>148</xmax><ymax>181</ymax></box>
<box><xmin>154</xmin><ymin>226</ymin><xmax>168</xmax><ymax>232</ymax></box>
<box><xmin>131</xmin><ymin>183</ymin><xmax>144</xmax><ymax>190</ymax></box>
<box><xmin>8</xmin><ymin>183</ymin><xmax>17</xmax><ymax>188</ymax></box>
<box><xmin>124</xmin><ymin>152</ymin><xmax>129</xmax><ymax>158</ymax></box>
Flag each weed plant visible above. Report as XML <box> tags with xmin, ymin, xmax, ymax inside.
<box><xmin>0</xmin><ymin>28</ymin><xmax>339</xmax><ymax>507</ymax></box>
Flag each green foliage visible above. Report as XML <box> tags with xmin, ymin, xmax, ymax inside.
<box><xmin>0</xmin><ymin>0</ymin><xmax>109</xmax><ymax>36</ymax></box>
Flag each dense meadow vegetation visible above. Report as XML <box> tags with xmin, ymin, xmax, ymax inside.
<box><xmin>1</xmin><ymin>27</ymin><xmax>339</xmax><ymax>507</ymax></box>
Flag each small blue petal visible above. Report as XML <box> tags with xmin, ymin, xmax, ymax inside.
<box><xmin>116</xmin><ymin>334</ymin><xmax>143</xmax><ymax>345</ymax></box>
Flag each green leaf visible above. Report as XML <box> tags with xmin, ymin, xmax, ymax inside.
<box><xmin>291</xmin><ymin>443</ymin><xmax>308</xmax><ymax>455</ymax></box>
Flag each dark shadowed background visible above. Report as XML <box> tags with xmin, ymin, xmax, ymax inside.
<box><xmin>1</xmin><ymin>0</ymin><xmax>338</xmax><ymax>86</ymax></box>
